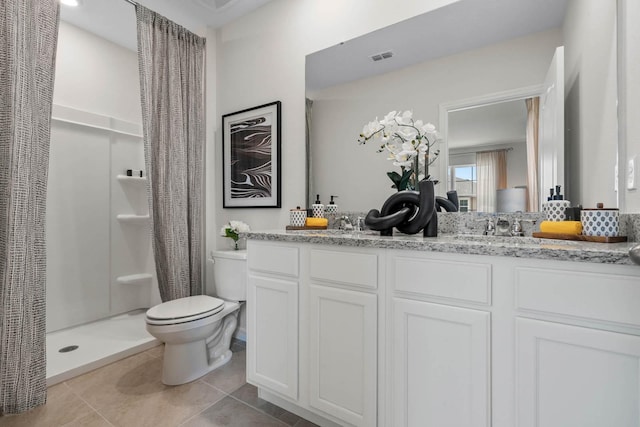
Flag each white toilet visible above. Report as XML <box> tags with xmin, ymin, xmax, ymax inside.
<box><xmin>145</xmin><ymin>249</ymin><xmax>247</xmax><ymax>385</ymax></box>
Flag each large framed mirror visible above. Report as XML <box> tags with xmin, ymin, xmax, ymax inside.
<box><xmin>306</xmin><ymin>0</ymin><xmax>620</xmax><ymax>214</ymax></box>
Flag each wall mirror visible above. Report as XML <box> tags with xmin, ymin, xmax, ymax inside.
<box><xmin>306</xmin><ymin>0</ymin><xmax>619</xmax><ymax>213</ymax></box>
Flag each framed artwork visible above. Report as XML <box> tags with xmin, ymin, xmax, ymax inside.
<box><xmin>222</xmin><ymin>101</ymin><xmax>281</xmax><ymax>208</ymax></box>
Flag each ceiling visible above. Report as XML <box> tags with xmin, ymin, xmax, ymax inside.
<box><xmin>448</xmin><ymin>99</ymin><xmax>528</xmax><ymax>149</ymax></box>
<box><xmin>59</xmin><ymin>0</ymin><xmax>273</xmax><ymax>51</ymax></box>
<box><xmin>306</xmin><ymin>0</ymin><xmax>568</xmax><ymax>92</ymax></box>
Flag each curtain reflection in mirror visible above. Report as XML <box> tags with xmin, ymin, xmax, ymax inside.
<box><xmin>525</xmin><ymin>97</ymin><xmax>540</xmax><ymax>211</ymax></box>
<box><xmin>477</xmin><ymin>150</ymin><xmax>508</xmax><ymax>212</ymax></box>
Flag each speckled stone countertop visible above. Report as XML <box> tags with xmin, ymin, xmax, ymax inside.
<box><xmin>245</xmin><ymin>229</ymin><xmax>639</xmax><ymax>266</ymax></box>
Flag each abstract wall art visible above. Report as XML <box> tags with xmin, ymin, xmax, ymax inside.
<box><xmin>222</xmin><ymin>101</ymin><xmax>281</xmax><ymax>208</ymax></box>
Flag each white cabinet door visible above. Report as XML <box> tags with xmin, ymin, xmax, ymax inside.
<box><xmin>308</xmin><ymin>285</ymin><xmax>377</xmax><ymax>427</ymax></box>
<box><xmin>517</xmin><ymin>318</ymin><xmax>640</xmax><ymax>427</ymax></box>
<box><xmin>247</xmin><ymin>274</ymin><xmax>298</xmax><ymax>400</ymax></box>
<box><xmin>391</xmin><ymin>298</ymin><xmax>490</xmax><ymax>427</ymax></box>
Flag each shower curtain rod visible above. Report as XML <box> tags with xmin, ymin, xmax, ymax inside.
<box><xmin>123</xmin><ymin>0</ymin><xmax>138</xmax><ymax>6</ymax></box>
<box><xmin>450</xmin><ymin>147</ymin><xmax>514</xmax><ymax>156</ymax></box>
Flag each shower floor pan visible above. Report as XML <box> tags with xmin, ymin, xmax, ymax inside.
<box><xmin>46</xmin><ymin>309</ymin><xmax>159</xmax><ymax>386</ymax></box>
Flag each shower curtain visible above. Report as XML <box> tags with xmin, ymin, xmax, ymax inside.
<box><xmin>0</xmin><ymin>0</ymin><xmax>59</xmax><ymax>414</ymax></box>
<box><xmin>136</xmin><ymin>5</ymin><xmax>205</xmax><ymax>302</ymax></box>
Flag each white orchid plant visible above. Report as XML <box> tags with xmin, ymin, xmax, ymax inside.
<box><xmin>358</xmin><ymin>110</ymin><xmax>441</xmax><ymax>191</ymax></box>
<box><xmin>220</xmin><ymin>220</ymin><xmax>250</xmax><ymax>249</ymax></box>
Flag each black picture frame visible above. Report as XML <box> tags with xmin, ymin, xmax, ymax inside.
<box><xmin>222</xmin><ymin>101</ymin><xmax>282</xmax><ymax>208</ymax></box>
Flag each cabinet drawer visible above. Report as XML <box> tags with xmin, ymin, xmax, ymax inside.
<box><xmin>248</xmin><ymin>242</ymin><xmax>299</xmax><ymax>277</ymax></box>
<box><xmin>515</xmin><ymin>267</ymin><xmax>640</xmax><ymax>328</ymax></box>
<box><xmin>392</xmin><ymin>255</ymin><xmax>491</xmax><ymax>305</ymax></box>
<box><xmin>309</xmin><ymin>249</ymin><xmax>378</xmax><ymax>289</ymax></box>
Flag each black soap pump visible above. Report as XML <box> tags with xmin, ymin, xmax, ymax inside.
<box><xmin>552</xmin><ymin>185</ymin><xmax>564</xmax><ymax>200</ymax></box>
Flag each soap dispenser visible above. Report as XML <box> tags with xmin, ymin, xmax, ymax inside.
<box><xmin>325</xmin><ymin>195</ymin><xmax>338</xmax><ymax>215</ymax></box>
<box><xmin>312</xmin><ymin>194</ymin><xmax>325</xmax><ymax>218</ymax></box>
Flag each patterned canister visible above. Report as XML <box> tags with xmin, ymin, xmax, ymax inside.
<box><xmin>542</xmin><ymin>200</ymin><xmax>571</xmax><ymax>221</ymax></box>
<box><xmin>581</xmin><ymin>204</ymin><xmax>619</xmax><ymax>237</ymax></box>
<box><xmin>290</xmin><ymin>207</ymin><xmax>307</xmax><ymax>227</ymax></box>
<box><xmin>325</xmin><ymin>204</ymin><xmax>338</xmax><ymax>215</ymax></box>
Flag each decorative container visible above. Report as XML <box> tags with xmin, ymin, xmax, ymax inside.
<box><xmin>542</xmin><ymin>200</ymin><xmax>570</xmax><ymax>221</ymax></box>
<box><xmin>581</xmin><ymin>205</ymin><xmax>619</xmax><ymax>237</ymax></box>
<box><xmin>290</xmin><ymin>207</ymin><xmax>307</xmax><ymax>227</ymax></box>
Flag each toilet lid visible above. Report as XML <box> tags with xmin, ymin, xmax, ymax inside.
<box><xmin>146</xmin><ymin>295</ymin><xmax>225</xmax><ymax>321</ymax></box>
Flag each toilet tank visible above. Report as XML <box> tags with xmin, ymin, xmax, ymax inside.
<box><xmin>210</xmin><ymin>250</ymin><xmax>247</xmax><ymax>301</ymax></box>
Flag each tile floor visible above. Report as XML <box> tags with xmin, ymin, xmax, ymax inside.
<box><xmin>0</xmin><ymin>341</ymin><xmax>319</xmax><ymax>427</ymax></box>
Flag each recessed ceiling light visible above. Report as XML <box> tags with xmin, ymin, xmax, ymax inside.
<box><xmin>60</xmin><ymin>0</ymin><xmax>82</xmax><ymax>6</ymax></box>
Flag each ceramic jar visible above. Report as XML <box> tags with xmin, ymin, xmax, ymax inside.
<box><xmin>581</xmin><ymin>206</ymin><xmax>619</xmax><ymax>237</ymax></box>
<box><xmin>290</xmin><ymin>207</ymin><xmax>307</xmax><ymax>227</ymax></box>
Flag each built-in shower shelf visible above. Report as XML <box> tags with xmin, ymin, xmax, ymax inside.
<box><xmin>116</xmin><ymin>274</ymin><xmax>153</xmax><ymax>285</ymax></box>
<box><xmin>117</xmin><ymin>175</ymin><xmax>147</xmax><ymax>183</ymax></box>
<box><xmin>116</xmin><ymin>214</ymin><xmax>150</xmax><ymax>224</ymax></box>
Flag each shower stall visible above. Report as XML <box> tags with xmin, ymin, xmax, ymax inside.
<box><xmin>45</xmin><ymin>18</ymin><xmax>159</xmax><ymax>385</ymax></box>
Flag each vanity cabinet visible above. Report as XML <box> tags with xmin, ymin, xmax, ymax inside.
<box><xmin>247</xmin><ymin>242</ymin><xmax>300</xmax><ymax>400</ymax></box>
<box><xmin>247</xmin><ymin>238</ymin><xmax>640</xmax><ymax>427</ymax></box>
<box><xmin>307</xmin><ymin>247</ymin><xmax>380</xmax><ymax>427</ymax></box>
<box><xmin>517</xmin><ymin>318</ymin><xmax>640</xmax><ymax>427</ymax></box>
<box><xmin>388</xmin><ymin>250</ymin><xmax>492</xmax><ymax>427</ymax></box>
<box><xmin>391</xmin><ymin>298</ymin><xmax>490</xmax><ymax>427</ymax></box>
<box><xmin>514</xmin><ymin>265</ymin><xmax>640</xmax><ymax>427</ymax></box>
<box><xmin>308</xmin><ymin>285</ymin><xmax>377</xmax><ymax>426</ymax></box>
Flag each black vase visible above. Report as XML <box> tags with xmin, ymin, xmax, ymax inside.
<box><xmin>364</xmin><ymin>179</ymin><xmax>437</xmax><ymax>237</ymax></box>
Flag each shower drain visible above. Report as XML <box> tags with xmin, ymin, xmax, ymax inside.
<box><xmin>58</xmin><ymin>345</ymin><xmax>79</xmax><ymax>353</ymax></box>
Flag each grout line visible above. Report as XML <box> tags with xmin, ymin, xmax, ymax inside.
<box><xmin>226</xmin><ymin>391</ymin><xmax>290</xmax><ymax>426</ymax></box>
<box><xmin>62</xmin><ymin>380</ymin><xmax>117</xmax><ymax>427</ymax></box>
<box><xmin>177</xmin><ymin>380</ymin><xmax>229</xmax><ymax>426</ymax></box>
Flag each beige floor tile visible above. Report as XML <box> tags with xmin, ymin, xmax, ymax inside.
<box><xmin>62</xmin><ymin>411</ymin><xmax>113</xmax><ymax>427</ymax></box>
<box><xmin>231</xmin><ymin>384</ymin><xmax>301</xmax><ymax>426</ymax></box>
<box><xmin>65</xmin><ymin>351</ymin><xmax>225</xmax><ymax>427</ymax></box>
<box><xmin>200</xmin><ymin>351</ymin><xmax>246</xmax><ymax>394</ymax></box>
<box><xmin>0</xmin><ymin>383</ymin><xmax>95</xmax><ymax>427</ymax></box>
<box><xmin>181</xmin><ymin>396</ymin><xmax>285</xmax><ymax>427</ymax></box>
<box><xmin>99</xmin><ymin>381</ymin><xmax>225</xmax><ymax>427</ymax></box>
<box><xmin>65</xmin><ymin>352</ymin><xmax>162</xmax><ymax>410</ymax></box>
<box><xmin>144</xmin><ymin>344</ymin><xmax>164</xmax><ymax>359</ymax></box>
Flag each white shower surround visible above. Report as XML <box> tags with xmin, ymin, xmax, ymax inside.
<box><xmin>46</xmin><ymin>105</ymin><xmax>159</xmax><ymax>333</ymax></box>
<box><xmin>44</xmin><ymin>21</ymin><xmax>160</xmax><ymax>382</ymax></box>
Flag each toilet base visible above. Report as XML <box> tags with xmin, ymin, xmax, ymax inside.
<box><xmin>160</xmin><ymin>306</ymin><xmax>239</xmax><ymax>385</ymax></box>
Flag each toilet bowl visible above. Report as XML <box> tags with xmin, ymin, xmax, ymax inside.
<box><xmin>145</xmin><ymin>250</ymin><xmax>247</xmax><ymax>385</ymax></box>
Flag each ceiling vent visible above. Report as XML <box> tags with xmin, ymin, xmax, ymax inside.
<box><xmin>370</xmin><ymin>51</ymin><xmax>394</xmax><ymax>62</ymax></box>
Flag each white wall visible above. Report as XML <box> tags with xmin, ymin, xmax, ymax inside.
<box><xmin>309</xmin><ymin>30</ymin><xmax>560</xmax><ymax>211</ymax></box>
<box><xmin>563</xmin><ymin>0</ymin><xmax>618</xmax><ymax>209</ymax></box>
<box><xmin>211</xmin><ymin>0</ymin><xmax>460</xmax><ymax>247</ymax></box>
<box><xmin>54</xmin><ymin>22</ymin><xmax>141</xmax><ymax>122</ymax></box>
<box><xmin>621</xmin><ymin>0</ymin><xmax>640</xmax><ymax>212</ymax></box>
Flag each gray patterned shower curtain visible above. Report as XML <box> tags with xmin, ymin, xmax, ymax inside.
<box><xmin>136</xmin><ymin>5</ymin><xmax>205</xmax><ymax>302</ymax></box>
<box><xmin>0</xmin><ymin>0</ymin><xmax>59</xmax><ymax>415</ymax></box>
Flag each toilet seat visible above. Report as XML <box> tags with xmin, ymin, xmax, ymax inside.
<box><xmin>146</xmin><ymin>295</ymin><xmax>225</xmax><ymax>326</ymax></box>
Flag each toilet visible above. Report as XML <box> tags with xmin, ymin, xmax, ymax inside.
<box><xmin>145</xmin><ymin>249</ymin><xmax>247</xmax><ymax>385</ymax></box>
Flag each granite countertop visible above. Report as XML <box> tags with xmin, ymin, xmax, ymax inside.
<box><xmin>245</xmin><ymin>229</ymin><xmax>638</xmax><ymax>266</ymax></box>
